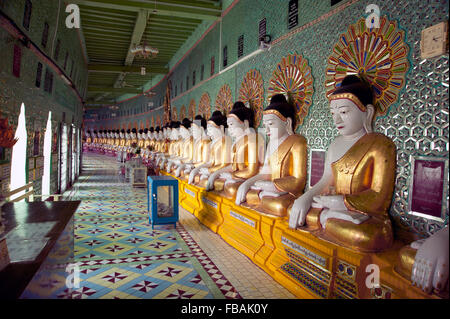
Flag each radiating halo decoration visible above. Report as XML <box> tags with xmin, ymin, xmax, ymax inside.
<box><xmin>325</xmin><ymin>16</ymin><xmax>409</xmax><ymax>117</ymax></box>
<box><xmin>239</xmin><ymin>69</ymin><xmax>264</xmax><ymax>127</ymax></box>
<box><xmin>172</xmin><ymin>107</ymin><xmax>178</xmax><ymax>121</ymax></box>
<box><xmin>151</xmin><ymin>116</ymin><xmax>155</xmax><ymax>128</ymax></box>
<box><xmin>156</xmin><ymin>115</ymin><xmax>161</xmax><ymax>128</ymax></box>
<box><xmin>198</xmin><ymin>93</ymin><xmax>211</xmax><ymax>119</ymax></box>
<box><xmin>215</xmin><ymin>84</ymin><xmax>233</xmax><ymax>115</ymax></box>
<box><xmin>179</xmin><ymin>105</ymin><xmax>186</xmax><ymax>120</ymax></box>
<box><xmin>268</xmin><ymin>53</ymin><xmax>314</xmax><ymax>129</ymax></box>
<box><xmin>188</xmin><ymin>99</ymin><xmax>196</xmax><ymax>120</ymax></box>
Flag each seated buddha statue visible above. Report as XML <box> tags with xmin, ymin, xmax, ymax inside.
<box><xmin>184</xmin><ymin>115</ymin><xmax>212</xmax><ymax>182</ymax></box>
<box><xmin>205</xmin><ymin>102</ymin><xmax>264</xmax><ymax>199</ymax></box>
<box><xmin>92</xmin><ymin>130</ymin><xmax>98</xmax><ymax>145</ymax></box>
<box><xmin>114</xmin><ymin>130</ymin><xmax>120</xmax><ymax>151</ymax></box>
<box><xmin>166</xmin><ymin>121</ymin><xmax>190</xmax><ymax>171</ymax></box>
<box><xmin>155</xmin><ymin>125</ymin><xmax>172</xmax><ymax>166</ymax></box>
<box><xmin>288</xmin><ymin>75</ymin><xmax>396</xmax><ymax>253</ymax></box>
<box><xmin>150</xmin><ymin>126</ymin><xmax>164</xmax><ymax>161</ymax></box>
<box><xmin>234</xmin><ymin>94</ymin><xmax>307</xmax><ymax>217</ymax></box>
<box><xmin>190</xmin><ymin>111</ymin><xmax>232</xmax><ymax>187</ymax></box>
<box><xmin>161</xmin><ymin>122</ymin><xmax>183</xmax><ymax>170</ymax></box>
<box><xmin>396</xmin><ymin>225</ymin><xmax>448</xmax><ymax>295</ymax></box>
<box><xmin>170</xmin><ymin>118</ymin><xmax>195</xmax><ymax>175</ymax></box>
<box><xmin>86</xmin><ymin>130</ymin><xmax>92</xmax><ymax>145</ymax></box>
<box><xmin>138</xmin><ymin>129</ymin><xmax>145</xmax><ymax>149</ymax></box>
<box><xmin>130</xmin><ymin>128</ymin><xmax>138</xmax><ymax>152</ymax></box>
<box><xmin>117</xmin><ymin>129</ymin><xmax>126</xmax><ymax>162</ymax></box>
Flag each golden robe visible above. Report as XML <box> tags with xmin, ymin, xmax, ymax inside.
<box><xmin>245</xmin><ymin>134</ymin><xmax>307</xmax><ymax>217</ymax></box>
<box><xmin>298</xmin><ymin>132</ymin><xmax>396</xmax><ymax>252</ymax></box>
<box><xmin>213</xmin><ymin>133</ymin><xmax>262</xmax><ymax>198</ymax></box>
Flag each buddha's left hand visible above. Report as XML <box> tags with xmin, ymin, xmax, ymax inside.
<box><xmin>411</xmin><ymin>226</ymin><xmax>449</xmax><ymax>294</ymax></box>
<box><xmin>312</xmin><ymin>195</ymin><xmax>347</xmax><ymax>211</ymax></box>
<box><xmin>253</xmin><ymin>180</ymin><xmax>278</xmax><ymax>193</ymax></box>
<box><xmin>235</xmin><ymin>181</ymin><xmax>252</xmax><ymax>205</ymax></box>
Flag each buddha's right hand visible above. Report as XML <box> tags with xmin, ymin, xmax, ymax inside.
<box><xmin>188</xmin><ymin>168</ymin><xmax>199</xmax><ymax>184</ymax></box>
<box><xmin>289</xmin><ymin>195</ymin><xmax>314</xmax><ymax>229</ymax></box>
<box><xmin>206</xmin><ymin>173</ymin><xmax>218</xmax><ymax>191</ymax></box>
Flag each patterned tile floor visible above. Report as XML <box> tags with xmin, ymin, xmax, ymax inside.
<box><xmin>20</xmin><ymin>153</ymin><xmax>295</xmax><ymax>299</ymax></box>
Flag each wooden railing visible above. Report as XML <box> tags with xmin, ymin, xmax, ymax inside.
<box><xmin>2</xmin><ymin>182</ymin><xmax>34</xmax><ymax>203</ymax></box>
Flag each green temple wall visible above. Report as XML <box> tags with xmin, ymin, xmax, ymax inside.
<box><xmin>89</xmin><ymin>0</ymin><xmax>449</xmax><ymax>237</ymax></box>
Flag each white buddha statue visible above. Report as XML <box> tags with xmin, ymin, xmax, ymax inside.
<box><xmin>289</xmin><ymin>75</ymin><xmax>396</xmax><ymax>252</ymax></box>
<box><xmin>206</xmin><ymin>102</ymin><xmax>264</xmax><ymax>198</ymax></box>
<box><xmin>234</xmin><ymin>94</ymin><xmax>308</xmax><ymax>217</ymax></box>
<box><xmin>189</xmin><ymin>111</ymin><xmax>231</xmax><ymax>187</ymax></box>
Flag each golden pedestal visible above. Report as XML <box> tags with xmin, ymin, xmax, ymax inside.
<box><xmin>218</xmin><ymin>199</ymin><xmax>265</xmax><ymax>264</ymax></box>
<box><xmin>173</xmin><ymin>178</ymin><xmax>444</xmax><ymax>300</ymax></box>
<box><xmin>196</xmin><ymin>191</ymin><xmax>223</xmax><ymax>233</ymax></box>
<box><xmin>180</xmin><ymin>181</ymin><xmax>203</xmax><ymax>216</ymax></box>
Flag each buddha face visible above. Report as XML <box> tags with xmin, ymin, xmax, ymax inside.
<box><xmin>227</xmin><ymin>116</ymin><xmax>245</xmax><ymax>138</ymax></box>
<box><xmin>263</xmin><ymin>114</ymin><xmax>288</xmax><ymax>139</ymax></box>
<box><xmin>179</xmin><ymin>127</ymin><xmax>190</xmax><ymax>139</ymax></box>
<box><xmin>137</xmin><ymin>132</ymin><xmax>141</xmax><ymax>139</ymax></box>
<box><xmin>207</xmin><ymin>124</ymin><xmax>222</xmax><ymax>140</ymax></box>
<box><xmin>330</xmin><ymin>99</ymin><xmax>367</xmax><ymax>136</ymax></box>
<box><xmin>192</xmin><ymin>124</ymin><xmax>202</xmax><ymax>140</ymax></box>
<box><xmin>171</xmin><ymin>128</ymin><xmax>179</xmax><ymax>140</ymax></box>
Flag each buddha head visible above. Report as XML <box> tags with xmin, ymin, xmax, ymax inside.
<box><xmin>146</xmin><ymin>128</ymin><xmax>152</xmax><ymax>139</ymax></box>
<box><xmin>164</xmin><ymin>124</ymin><xmax>172</xmax><ymax>139</ymax></box>
<box><xmin>180</xmin><ymin>118</ymin><xmax>192</xmax><ymax>139</ymax></box>
<box><xmin>156</xmin><ymin>126</ymin><xmax>162</xmax><ymax>139</ymax></box>
<box><xmin>138</xmin><ymin>129</ymin><xmax>143</xmax><ymax>139</ymax></box>
<box><xmin>207</xmin><ymin>110</ymin><xmax>227</xmax><ymax>140</ymax></box>
<box><xmin>227</xmin><ymin>101</ymin><xmax>254</xmax><ymax>139</ymax></box>
<box><xmin>192</xmin><ymin>115</ymin><xmax>207</xmax><ymax>140</ymax></box>
<box><xmin>263</xmin><ymin>94</ymin><xmax>296</xmax><ymax>139</ymax></box>
<box><xmin>93</xmin><ymin>130</ymin><xmax>97</xmax><ymax>138</ymax></box>
<box><xmin>170</xmin><ymin>121</ymin><xmax>181</xmax><ymax>140</ymax></box>
<box><xmin>120</xmin><ymin>129</ymin><xmax>124</xmax><ymax>138</ymax></box>
<box><xmin>115</xmin><ymin>130</ymin><xmax>119</xmax><ymax>138</ymax></box>
<box><xmin>131</xmin><ymin>128</ymin><xmax>137</xmax><ymax>139</ymax></box>
<box><xmin>126</xmin><ymin>129</ymin><xmax>130</xmax><ymax>139</ymax></box>
<box><xmin>329</xmin><ymin>75</ymin><xmax>375</xmax><ymax>137</ymax></box>
<box><xmin>87</xmin><ymin>130</ymin><xmax>91</xmax><ymax>137</ymax></box>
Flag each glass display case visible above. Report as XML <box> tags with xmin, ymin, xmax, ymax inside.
<box><xmin>147</xmin><ymin>176</ymin><xmax>179</xmax><ymax>229</ymax></box>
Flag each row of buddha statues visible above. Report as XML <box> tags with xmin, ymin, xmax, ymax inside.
<box><xmin>82</xmin><ymin>75</ymin><xmax>448</xmax><ymax>296</ymax></box>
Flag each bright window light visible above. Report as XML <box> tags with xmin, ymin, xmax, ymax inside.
<box><xmin>10</xmin><ymin>103</ymin><xmax>27</xmax><ymax>201</ymax></box>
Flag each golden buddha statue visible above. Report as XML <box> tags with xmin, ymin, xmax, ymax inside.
<box><xmin>185</xmin><ymin>115</ymin><xmax>212</xmax><ymax>183</ymax></box>
<box><xmin>86</xmin><ymin>130</ymin><xmax>92</xmax><ymax>144</ymax></box>
<box><xmin>288</xmin><ymin>75</ymin><xmax>396</xmax><ymax>253</ymax></box>
<box><xmin>234</xmin><ymin>94</ymin><xmax>307</xmax><ymax>217</ymax></box>
<box><xmin>92</xmin><ymin>130</ymin><xmax>98</xmax><ymax>144</ymax></box>
<box><xmin>138</xmin><ymin>129</ymin><xmax>145</xmax><ymax>149</ymax></box>
<box><xmin>155</xmin><ymin>125</ymin><xmax>171</xmax><ymax>166</ymax></box>
<box><xmin>190</xmin><ymin>111</ymin><xmax>232</xmax><ymax>187</ymax></box>
<box><xmin>161</xmin><ymin>122</ymin><xmax>183</xmax><ymax>170</ymax></box>
<box><xmin>206</xmin><ymin>102</ymin><xmax>264</xmax><ymax>198</ymax></box>
<box><xmin>171</xmin><ymin>118</ymin><xmax>195</xmax><ymax>176</ymax></box>
<box><xmin>143</xmin><ymin>128</ymin><xmax>152</xmax><ymax>150</ymax></box>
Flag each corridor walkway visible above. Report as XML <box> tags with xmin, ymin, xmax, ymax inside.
<box><xmin>21</xmin><ymin>153</ymin><xmax>294</xmax><ymax>299</ymax></box>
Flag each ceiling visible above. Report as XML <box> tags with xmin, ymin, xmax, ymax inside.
<box><xmin>73</xmin><ymin>0</ymin><xmax>222</xmax><ymax>108</ymax></box>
